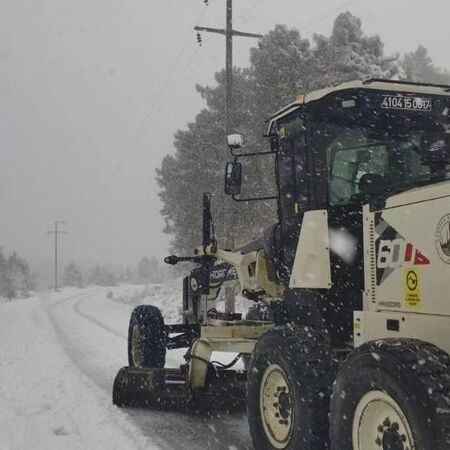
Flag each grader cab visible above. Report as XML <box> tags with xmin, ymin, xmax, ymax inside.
<box><xmin>113</xmin><ymin>79</ymin><xmax>450</xmax><ymax>450</ymax></box>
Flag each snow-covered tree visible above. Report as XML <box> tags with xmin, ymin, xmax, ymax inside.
<box><xmin>310</xmin><ymin>12</ymin><xmax>399</xmax><ymax>88</ymax></box>
<box><xmin>157</xmin><ymin>68</ymin><xmax>256</xmax><ymax>254</ymax></box>
<box><xmin>157</xmin><ymin>13</ymin><xmax>441</xmax><ymax>256</ymax></box>
<box><xmin>87</xmin><ymin>265</ymin><xmax>117</xmax><ymax>287</ymax></box>
<box><xmin>137</xmin><ymin>256</ymin><xmax>162</xmax><ymax>284</ymax></box>
<box><xmin>0</xmin><ymin>251</ymin><xmax>34</xmax><ymax>299</ymax></box>
<box><xmin>0</xmin><ymin>248</ymin><xmax>8</xmax><ymax>298</ymax></box>
<box><xmin>249</xmin><ymin>25</ymin><xmax>313</xmax><ymax>121</ymax></box>
<box><xmin>402</xmin><ymin>45</ymin><xmax>450</xmax><ymax>84</ymax></box>
<box><xmin>63</xmin><ymin>262</ymin><xmax>83</xmax><ymax>288</ymax></box>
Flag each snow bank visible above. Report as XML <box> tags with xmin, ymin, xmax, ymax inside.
<box><xmin>105</xmin><ymin>281</ymin><xmax>183</xmax><ymax>324</ymax></box>
<box><xmin>105</xmin><ymin>280</ymin><xmax>254</xmax><ymax>323</ymax></box>
<box><xmin>0</xmin><ymin>295</ymin><xmax>155</xmax><ymax>450</ymax></box>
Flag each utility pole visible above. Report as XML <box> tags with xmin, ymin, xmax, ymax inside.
<box><xmin>195</xmin><ymin>0</ymin><xmax>262</xmax><ymax>134</ymax></box>
<box><xmin>225</xmin><ymin>0</ymin><xmax>232</xmax><ymax>134</ymax></box>
<box><xmin>195</xmin><ymin>0</ymin><xmax>263</xmax><ymax>242</ymax></box>
<box><xmin>48</xmin><ymin>221</ymin><xmax>67</xmax><ymax>291</ymax></box>
<box><xmin>195</xmin><ymin>1</ymin><xmax>262</xmax><ymax>315</ymax></box>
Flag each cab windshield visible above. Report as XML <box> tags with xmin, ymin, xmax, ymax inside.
<box><xmin>314</xmin><ymin>121</ymin><xmax>449</xmax><ymax>206</ymax></box>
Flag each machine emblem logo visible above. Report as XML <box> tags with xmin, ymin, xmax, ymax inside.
<box><xmin>375</xmin><ymin>214</ymin><xmax>430</xmax><ymax>285</ymax></box>
<box><xmin>435</xmin><ymin>214</ymin><xmax>450</xmax><ymax>264</ymax></box>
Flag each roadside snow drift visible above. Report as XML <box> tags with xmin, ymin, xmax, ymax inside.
<box><xmin>0</xmin><ymin>293</ymin><xmax>153</xmax><ymax>450</ymax></box>
<box><xmin>0</xmin><ymin>284</ymin><xmax>252</xmax><ymax>450</ymax></box>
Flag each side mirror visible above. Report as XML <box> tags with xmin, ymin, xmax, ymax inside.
<box><xmin>227</xmin><ymin>133</ymin><xmax>245</xmax><ymax>150</ymax></box>
<box><xmin>224</xmin><ymin>161</ymin><xmax>242</xmax><ymax>196</ymax></box>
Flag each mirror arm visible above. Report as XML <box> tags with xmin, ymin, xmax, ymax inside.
<box><xmin>231</xmin><ymin>194</ymin><xmax>278</xmax><ymax>203</ymax></box>
<box><xmin>229</xmin><ymin>148</ymin><xmax>277</xmax><ymax>157</ymax></box>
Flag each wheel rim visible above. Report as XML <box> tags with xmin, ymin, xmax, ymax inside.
<box><xmin>260</xmin><ymin>364</ymin><xmax>294</xmax><ymax>449</ymax></box>
<box><xmin>352</xmin><ymin>390</ymin><xmax>416</xmax><ymax>450</ymax></box>
<box><xmin>131</xmin><ymin>325</ymin><xmax>144</xmax><ymax>367</ymax></box>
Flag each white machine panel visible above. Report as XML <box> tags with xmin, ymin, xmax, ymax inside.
<box><xmin>364</xmin><ymin>181</ymin><xmax>450</xmax><ymax>316</ymax></box>
<box><xmin>355</xmin><ymin>310</ymin><xmax>450</xmax><ymax>356</ymax></box>
<box><xmin>289</xmin><ymin>210</ymin><xmax>331</xmax><ymax>289</ymax></box>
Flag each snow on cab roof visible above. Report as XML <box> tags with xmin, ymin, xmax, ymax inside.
<box><xmin>265</xmin><ymin>79</ymin><xmax>450</xmax><ymax>136</ymax></box>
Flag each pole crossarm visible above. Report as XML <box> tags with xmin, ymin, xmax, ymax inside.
<box><xmin>231</xmin><ymin>29</ymin><xmax>263</xmax><ymax>39</ymax></box>
<box><xmin>194</xmin><ymin>26</ymin><xmax>263</xmax><ymax>39</ymax></box>
<box><xmin>194</xmin><ymin>26</ymin><xmax>226</xmax><ymax>36</ymax></box>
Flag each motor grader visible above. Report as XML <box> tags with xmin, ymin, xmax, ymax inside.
<box><xmin>113</xmin><ymin>79</ymin><xmax>450</xmax><ymax>450</ymax></box>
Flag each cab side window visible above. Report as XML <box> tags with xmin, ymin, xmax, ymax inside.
<box><xmin>279</xmin><ymin>118</ymin><xmax>309</xmax><ymax>218</ymax></box>
<box><xmin>327</xmin><ymin>130</ymin><xmax>388</xmax><ymax>206</ymax></box>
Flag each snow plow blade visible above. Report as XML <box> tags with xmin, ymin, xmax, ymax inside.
<box><xmin>112</xmin><ymin>367</ymin><xmax>190</xmax><ymax>409</ymax></box>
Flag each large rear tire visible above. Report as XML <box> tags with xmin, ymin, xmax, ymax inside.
<box><xmin>330</xmin><ymin>339</ymin><xmax>450</xmax><ymax>450</ymax></box>
<box><xmin>127</xmin><ymin>305</ymin><xmax>166</xmax><ymax>368</ymax></box>
<box><xmin>247</xmin><ymin>326</ymin><xmax>335</xmax><ymax>450</ymax></box>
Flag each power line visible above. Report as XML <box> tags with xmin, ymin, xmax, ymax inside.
<box><xmin>132</xmin><ymin>1</ymin><xmax>213</xmax><ymax>143</ymax></box>
<box><xmin>133</xmin><ymin>0</ymin><xmax>360</xmax><ymax>148</ymax></box>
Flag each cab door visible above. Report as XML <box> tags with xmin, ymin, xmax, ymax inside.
<box><xmin>275</xmin><ymin>117</ymin><xmax>312</xmax><ymax>281</ymax></box>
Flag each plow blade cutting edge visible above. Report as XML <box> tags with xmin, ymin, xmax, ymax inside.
<box><xmin>112</xmin><ymin>366</ymin><xmax>190</xmax><ymax>409</ymax></box>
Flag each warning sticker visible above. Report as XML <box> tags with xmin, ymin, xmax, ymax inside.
<box><xmin>404</xmin><ymin>269</ymin><xmax>421</xmax><ymax>308</ymax></box>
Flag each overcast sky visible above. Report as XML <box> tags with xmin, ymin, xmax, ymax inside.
<box><xmin>1</xmin><ymin>0</ymin><xmax>450</xmax><ymax>271</ymax></box>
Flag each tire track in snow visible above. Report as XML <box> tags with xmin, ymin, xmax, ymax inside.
<box><xmin>72</xmin><ymin>295</ymin><xmax>127</xmax><ymax>340</ymax></box>
<box><xmin>45</xmin><ymin>289</ymin><xmax>252</xmax><ymax>450</ymax></box>
<box><xmin>42</xmin><ymin>291</ymin><xmax>161</xmax><ymax>450</ymax></box>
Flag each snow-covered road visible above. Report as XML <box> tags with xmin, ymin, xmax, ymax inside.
<box><xmin>0</xmin><ymin>286</ymin><xmax>253</xmax><ymax>450</ymax></box>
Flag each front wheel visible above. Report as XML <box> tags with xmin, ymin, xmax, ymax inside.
<box><xmin>127</xmin><ymin>305</ymin><xmax>166</xmax><ymax>368</ymax></box>
<box><xmin>330</xmin><ymin>339</ymin><xmax>450</xmax><ymax>450</ymax></box>
<box><xmin>247</xmin><ymin>326</ymin><xmax>334</xmax><ymax>450</ymax></box>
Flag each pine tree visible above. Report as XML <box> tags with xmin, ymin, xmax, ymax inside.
<box><xmin>63</xmin><ymin>262</ymin><xmax>83</xmax><ymax>288</ymax></box>
<box><xmin>310</xmin><ymin>12</ymin><xmax>399</xmax><ymax>88</ymax></box>
<box><xmin>137</xmin><ymin>256</ymin><xmax>162</xmax><ymax>284</ymax></box>
<box><xmin>87</xmin><ymin>265</ymin><xmax>117</xmax><ymax>287</ymax></box>
<box><xmin>2</xmin><ymin>252</ymin><xmax>33</xmax><ymax>299</ymax></box>
<box><xmin>0</xmin><ymin>248</ymin><xmax>7</xmax><ymax>299</ymax></box>
<box><xmin>156</xmin><ymin>14</ymin><xmax>422</xmax><ymax>256</ymax></box>
<box><xmin>402</xmin><ymin>45</ymin><xmax>450</xmax><ymax>84</ymax></box>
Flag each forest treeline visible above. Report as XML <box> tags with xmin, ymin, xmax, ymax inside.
<box><xmin>62</xmin><ymin>256</ymin><xmax>167</xmax><ymax>289</ymax></box>
<box><xmin>157</xmin><ymin>12</ymin><xmax>450</xmax><ymax>255</ymax></box>
<box><xmin>0</xmin><ymin>248</ymin><xmax>35</xmax><ymax>300</ymax></box>
<box><xmin>0</xmin><ymin>253</ymin><xmax>167</xmax><ymax>300</ymax></box>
